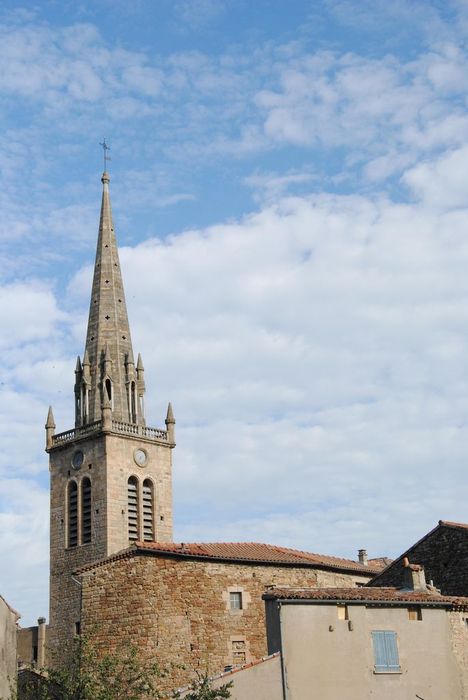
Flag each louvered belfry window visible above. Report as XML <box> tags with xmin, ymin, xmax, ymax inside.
<box><xmin>127</xmin><ymin>477</ymin><xmax>139</xmax><ymax>542</ymax></box>
<box><xmin>81</xmin><ymin>478</ymin><xmax>92</xmax><ymax>544</ymax></box>
<box><xmin>142</xmin><ymin>479</ymin><xmax>154</xmax><ymax>541</ymax></box>
<box><xmin>68</xmin><ymin>481</ymin><xmax>78</xmax><ymax>548</ymax></box>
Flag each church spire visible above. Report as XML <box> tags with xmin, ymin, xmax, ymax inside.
<box><xmin>79</xmin><ymin>171</ymin><xmax>145</xmax><ymax>425</ymax></box>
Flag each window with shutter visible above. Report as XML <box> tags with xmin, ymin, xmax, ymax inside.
<box><xmin>68</xmin><ymin>481</ymin><xmax>78</xmax><ymax>548</ymax></box>
<box><xmin>81</xmin><ymin>478</ymin><xmax>92</xmax><ymax>544</ymax></box>
<box><xmin>127</xmin><ymin>476</ymin><xmax>139</xmax><ymax>542</ymax></box>
<box><xmin>372</xmin><ymin>631</ymin><xmax>401</xmax><ymax>673</ymax></box>
<box><xmin>142</xmin><ymin>479</ymin><xmax>154</xmax><ymax>541</ymax></box>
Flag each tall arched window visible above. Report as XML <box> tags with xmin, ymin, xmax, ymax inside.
<box><xmin>68</xmin><ymin>481</ymin><xmax>78</xmax><ymax>548</ymax></box>
<box><xmin>142</xmin><ymin>479</ymin><xmax>154</xmax><ymax>541</ymax></box>
<box><xmin>127</xmin><ymin>476</ymin><xmax>139</xmax><ymax>542</ymax></box>
<box><xmin>81</xmin><ymin>478</ymin><xmax>92</xmax><ymax>544</ymax></box>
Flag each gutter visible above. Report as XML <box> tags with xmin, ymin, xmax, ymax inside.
<box><xmin>278</xmin><ymin>602</ymin><xmax>288</xmax><ymax>700</ymax></box>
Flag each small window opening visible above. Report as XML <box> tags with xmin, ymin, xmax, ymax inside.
<box><xmin>105</xmin><ymin>378</ymin><xmax>112</xmax><ymax>402</ymax></box>
<box><xmin>74</xmin><ymin>621</ymin><xmax>81</xmax><ymax>636</ymax></box>
<box><xmin>408</xmin><ymin>607</ymin><xmax>422</xmax><ymax>621</ymax></box>
<box><xmin>230</xmin><ymin>592</ymin><xmax>243</xmax><ymax>610</ymax></box>
<box><xmin>337</xmin><ymin>604</ymin><xmax>349</xmax><ymax>620</ymax></box>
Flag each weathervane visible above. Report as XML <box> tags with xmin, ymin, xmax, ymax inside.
<box><xmin>99</xmin><ymin>138</ymin><xmax>111</xmax><ymax>171</ymax></box>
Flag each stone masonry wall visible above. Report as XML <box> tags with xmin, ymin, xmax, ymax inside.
<box><xmin>49</xmin><ymin>430</ymin><xmax>173</xmax><ymax>658</ymax></box>
<box><xmin>449</xmin><ymin>611</ymin><xmax>468</xmax><ymax>700</ymax></box>
<box><xmin>80</xmin><ymin>553</ymin><xmax>372</xmax><ymax>692</ymax></box>
<box><xmin>369</xmin><ymin>525</ymin><xmax>468</xmax><ymax>595</ymax></box>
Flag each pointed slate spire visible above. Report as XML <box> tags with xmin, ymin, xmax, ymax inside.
<box><xmin>46</xmin><ymin>405</ymin><xmax>56</xmax><ymax>429</ymax></box>
<box><xmin>83</xmin><ymin>172</ymin><xmax>136</xmax><ymax>423</ymax></box>
<box><xmin>165</xmin><ymin>402</ymin><xmax>175</xmax><ymax>443</ymax></box>
<box><xmin>45</xmin><ymin>405</ymin><xmax>56</xmax><ymax>449</ymax></box>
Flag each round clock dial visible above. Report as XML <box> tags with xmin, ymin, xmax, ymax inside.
<box><xmin>134</xmin><ymin>448</ymin><xmax>148</xmax><ymax>467</ymax></box>
<box><xmin>71</xmin><ymin>450</ymin><xmax>84</xmax><ymax>470</ymax></box>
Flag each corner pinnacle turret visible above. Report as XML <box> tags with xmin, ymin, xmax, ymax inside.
<box><xmin>74</xmin><ymin>171</ymin><xmax>146</xmax><ymax>427</ymax></box>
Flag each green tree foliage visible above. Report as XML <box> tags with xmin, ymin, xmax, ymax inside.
<box><xmin>174</xmin><ymin>673</ymin><xmax>232</xmax><ymax>700</ymax></box>
<box><xmin>14</xmin><ymin>637</ymin><xmax>232</xmax><ymax>700</ymax></box>
<box><xmin>17</xmin><ymin>637</ymin><xmax>163</xmax><ymax>700</ymax></box>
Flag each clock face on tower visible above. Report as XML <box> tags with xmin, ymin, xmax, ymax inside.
<box><xmin>134</xmin><ymin>448</ymin><xmax>148</xmax><ymax>467</ymax></box>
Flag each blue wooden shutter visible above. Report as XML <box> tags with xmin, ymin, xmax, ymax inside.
<box><xmin>372</xmin><ymin>631</ymin><xmax>400</xmax><ymax>672</ymax></box>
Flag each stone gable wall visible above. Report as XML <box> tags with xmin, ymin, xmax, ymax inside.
<box><xmin>368</xmin><ymin>526</ymin><xmax>468</xmax><ymax>595</ymax></box>
<box><xmin>80</xmin><ymin>554</ymin><xmax>371</xmax><ymax>692</ymax></box>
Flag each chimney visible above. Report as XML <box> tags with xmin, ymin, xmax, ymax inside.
<box><xmin>37</xmin><ymin>616</ymin><xmax>46</xmax><ymax>668</ymax></box>
<box><xmin>358</xmin><ymin>549</ymin><xmax>368</xmax><ymax>566</ymax></box>
<box><xmin>403</xmin><ymin>557</ymin><xmax>427</xmax><ymax>591</ymax></box>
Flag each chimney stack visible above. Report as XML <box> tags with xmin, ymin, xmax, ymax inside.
<box><xmin>403</xmin><ymin>557</ymin><xmax>427</xmax><ymax>591</ymax></box>
<box><xmin>358</xmin><ymin>549</ymin><xmax>368</xmax><ymax>566</ymax></box>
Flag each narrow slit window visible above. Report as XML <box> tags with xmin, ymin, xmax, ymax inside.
<box><xmin>81</xmin><ymin>478</ymin><xmax>92</xmax><ymax>544</ymax></box>
<box><xmin>130</xmin><ymin>381</ymin><xmax>137</xmax><ymax>423</ymax></box>
<box><xmin>142</xmin><ymin>479</ymin><xmax>154</xmax><ymax>541</ymax></box>
<box><xmin>127</xmin><ymin>477</ymin><xmax>139</xmax><ymax>542</ymax></box>
<box><xmin>105</xmin><ymin>378</ymin><xmax>112</xmax><ymax>403</ymax></box>
<box><xmin>68</xmin><ymin>481</ymin><xmax>78</xmax><ymax>548</ymax></box>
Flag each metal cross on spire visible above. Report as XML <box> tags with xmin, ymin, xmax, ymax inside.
<box><xmin>99</xmin><ymin>138</ymin><xmax>111</xmax><ymax>171</ymax></box>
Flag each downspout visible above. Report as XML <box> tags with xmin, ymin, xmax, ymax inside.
<box><xmin>278</xmin><ymin>602</ymin><xmax>289</xmax><ymax>700</ymax></box>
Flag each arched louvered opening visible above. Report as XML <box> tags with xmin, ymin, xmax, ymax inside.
<box><xmin>68</xmin><ymin>481</ymin><xmax>78</xmax><ymax>548</ymax></box>
<box><xmin>127</xmin><ymin>476</ymin><xmax>139</xmax><ymax>542</ymax></box>
<box><xmin>81</xmin><ymin>478</ymin><xmax>92</xmax><ymax>544</ymax></box>
<box><xmin>142</xmin><ymin>479</ymin><xmax>154</xmax><ymax>541</ymax></box>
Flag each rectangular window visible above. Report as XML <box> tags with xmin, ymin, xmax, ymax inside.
<box><xmin>337</xmin><ymin>604</ymin><xmax>348</xmax><ymax>620</ymax></box>
<box><xmin>408</xmin><ymin>606</ymin><xmax>422</xmax><ymax>621</ymax></box>
<box><xmin>230</xmin><ymin>592</ymin><xmax>243</xmax><ymax>610</ymax></box>
<box><xmin>372</xmin><ymin>631</ymin><xmax>400</xmax><ymax>673</ymax></box>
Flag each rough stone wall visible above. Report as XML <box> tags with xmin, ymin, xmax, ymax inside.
<box><xmin>80</xmin><ymin>554</ymin><xmax>372</xmax><ymax>692</ymax></box>
<box><xmin>49</xmin><ymin>431</ymin><xmax>173</xmax><ymax>656</ymax></box>
<box><xmin>449</xmin><ymin>611</ymin><xmax>468</xmax><ymax>700</ymax></box>
<box><xmin>0</xmin><ymin>597</ymin><xmax>18</xmax><ymax>700</ymax></box>
<box><xmin>368</xmin><ymin>525</ymin><xmax>468</xmax><ymax>595</ymax></box>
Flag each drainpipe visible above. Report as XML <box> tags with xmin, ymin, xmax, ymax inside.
<box><xmin>278</xmin><ymin>602</ymin><xmax>289</xmax><ymax>700</ymax></box>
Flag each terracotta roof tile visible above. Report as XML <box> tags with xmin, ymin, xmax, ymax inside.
<box><xmin>134</xmin><ymin>541</ymin><xmax>381</xmax><ymax>574</ymax></box>
<box><xmin>75</xmin><ymin>541</ymin><xmax>381</xmax><ymax>575</ymax></box>
<box><xmin>263</xmin><ymin>586</ymin><xmax>468</xmax><ymax>610</ymax></box>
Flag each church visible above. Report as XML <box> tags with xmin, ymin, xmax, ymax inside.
<box><xmin>44</xmin><ymin>169</ymin><xmax>381</xmax><ymax>690</ymax></box>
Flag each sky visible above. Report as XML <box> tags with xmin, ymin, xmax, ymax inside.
<box><xmin>1</xmin><ymin>0</ymin><xmax>468</xmax><ymax>626</ymax></box>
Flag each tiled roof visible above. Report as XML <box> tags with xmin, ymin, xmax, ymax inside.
<box><xmin>75</xmin><ymin>541</ymin><xmax>381</xmax><ymax>575</ymax></box>
<box><xmin>368</xmin><ymin>557</ymin><xmax>393</xmax><ymax>569</ymax></box>
<box><xmin>439</xmin><ymin>520</ymin><xmax>468</xmax><ymax>530</ymax></box>
<box><xmin>134</xmin><ymin>541</ymin><xmax>381</xmax><ymax>574</ymax></box>
<box><xmin>263</xmin><ymin>586</ymin><xmax>468</xmax><ymax>610</ymax></box>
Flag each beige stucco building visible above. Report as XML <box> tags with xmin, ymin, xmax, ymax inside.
<box><xmin>263</xmin><ymin>581</ymin><xmax>468</xmax><ymax>700</ymax></box>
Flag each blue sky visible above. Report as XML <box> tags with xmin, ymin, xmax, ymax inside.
<box><xmin>2</xmin><ymin>0</ymin><xmax>468</xmax><ymax>625</ymax></box>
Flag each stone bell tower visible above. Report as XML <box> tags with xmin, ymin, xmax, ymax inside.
<box><xmin>46</xmin><ymin>170</ymin><xmax>175</xmax><ymax>651</ymax></box>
